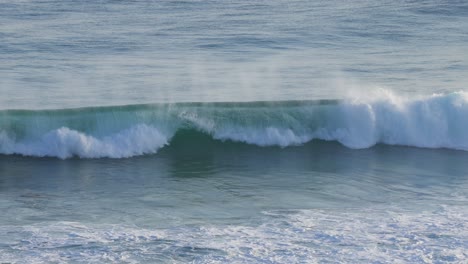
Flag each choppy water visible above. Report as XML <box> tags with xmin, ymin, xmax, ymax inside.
<box><xmin>1</xmin><ymin>0</ymin><xmax>468</xmax><ymax>263</ymax></box>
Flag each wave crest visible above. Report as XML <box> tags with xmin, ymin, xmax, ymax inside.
<box><xmin>1</xmin><ymin>91</ymin><xmax>468</xmax><ymax>158</ymax></box>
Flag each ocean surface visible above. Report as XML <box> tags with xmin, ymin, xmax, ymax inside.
<box><xmin>1</xmin><ymin>0</ymin><xmax>468</xmax><ymax>263</ymax></box>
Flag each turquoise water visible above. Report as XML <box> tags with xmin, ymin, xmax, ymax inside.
<box><xmin>1</xmin><ymin>0</ymin><xmax>468</xmax><ymax>263</ymax></box>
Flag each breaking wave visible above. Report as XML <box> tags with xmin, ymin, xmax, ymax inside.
<box><xmin>1</xmin><ymin>91</ymin><xmax>468</xmax><ymax>159</ymax></box>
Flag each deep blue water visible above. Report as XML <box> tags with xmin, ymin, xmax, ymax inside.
<box><xmin>1</xmin><ymin>1</ymin><xmax>468</xmax><ymax>263</ymax></box>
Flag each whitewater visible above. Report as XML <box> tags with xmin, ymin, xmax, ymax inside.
<box><xmin>1</xmin><ymin>91</ymin><xmax>468</xmax><ymax>159</ymax></box>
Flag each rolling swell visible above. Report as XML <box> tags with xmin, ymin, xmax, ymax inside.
<box><xmin>1</xmin><ymin>92</ymin><xmax>468</xmax><ymax>159</ymax></box>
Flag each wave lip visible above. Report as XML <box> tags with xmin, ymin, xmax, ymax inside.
<box><xmin>1</xmin><ymin>91</ymin><xmax>468</xmax><ymax>159</ymax></box>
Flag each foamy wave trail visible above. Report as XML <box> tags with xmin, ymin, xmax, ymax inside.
<box><xmin>1</xmin><ymin>91</ymin><xmax>468</xmax><ymax>159</ymax></box>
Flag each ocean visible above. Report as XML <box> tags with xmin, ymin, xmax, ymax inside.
<box><xmin>1</xmin><ymin>0</ymin><xmax>467</xmax><ymax>263</ymax></box>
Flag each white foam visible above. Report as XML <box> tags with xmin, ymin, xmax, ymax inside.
<box><xmin>190</xmin><ymin>91</ymin><xmax>468</xmax><ymax>150</ymax></box>
<box><xmin>1</xmin><ymin>206</ymin><xmax>466</xmax><ymax>263</ymax></box>
<box><xmin>213</xmin><ymin>127</ymin><xmax>312</xmax><ymax>147</ymax></box>
<box><xmin>327</xmin><ymin>91</ymin><xmax>468</xmax><ymax>150</ymax></box>
<box><xmin>0</xmin><ymin>124</ymin><xmax>170</xmax><ymax>159</ymax></box>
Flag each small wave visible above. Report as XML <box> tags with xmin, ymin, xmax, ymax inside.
<box><xmin>1</xmin><ymin>91</ymin><xmax>468</xmax><ymax>158</ymax></box>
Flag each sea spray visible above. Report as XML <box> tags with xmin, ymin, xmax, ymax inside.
<box><xmin>1</xmin><ymin>91</ymin><xmax>468</xmax><ymax>158</ymax></box>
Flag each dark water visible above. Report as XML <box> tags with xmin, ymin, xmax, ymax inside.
<box><xmin>1</xmin><ymin>0</ymin><xmax>468</xmax><ymax>263</ymax></box>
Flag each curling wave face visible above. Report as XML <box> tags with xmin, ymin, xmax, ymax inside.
<box><xmin>1</xmin><ymin>91</ymin><xmax>468</xmax><ymax>159</ymax></box>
